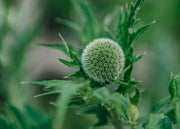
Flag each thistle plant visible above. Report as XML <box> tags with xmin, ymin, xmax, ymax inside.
<box><xmin>1</xmin><ymin>0</ymin><xmax>179</xmax><ymax>129</ymax></box>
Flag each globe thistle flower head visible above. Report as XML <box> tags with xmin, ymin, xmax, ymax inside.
<box><xmin>82</xmin><ymin>38</ymin><xmax>125</xmax><ymax>83</ymax></box>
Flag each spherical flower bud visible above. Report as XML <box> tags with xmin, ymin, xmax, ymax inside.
<box><xmin>129</xmin><ymin>104</ymin><xmax>139</xmax><ymax>121</ymax></box>
<box><xmin>81</xmin><ymin>38</ymin><xmax>125</xmax><ymax>83</ymax></box>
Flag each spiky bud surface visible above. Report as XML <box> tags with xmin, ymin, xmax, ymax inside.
<box><xmin>82</xmin><ymin>38</ymin><xmax>125</xmax><ymax>83</ymax></box>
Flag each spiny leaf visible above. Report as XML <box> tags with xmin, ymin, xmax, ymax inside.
<box><xmin>130</xmin><ymin>87</ymin><xmax>140</xmax><ymax>105</ymax></box>
<box><xmin>58</xmin><ymin>58</ymin><xmax>80</xmax><ymax>68</ymax></box>
<box><xmin>129</xmin><ymin>21</ymin><xmax>156</xmax><ymax>44</ymax></box>
<box><xmin>132</xmin><ymin>54</ymin><xmax>144</xmax><ymax>64</ymax></box>
<box><xmin>128</xmin><ymin>0</ymin><xmax>144</xmax><ymax>26</ymax></box>
<box><xmin>58</xmin><ymin>33</ymin><xmax>81</xmax><ymax>67</ymax></box>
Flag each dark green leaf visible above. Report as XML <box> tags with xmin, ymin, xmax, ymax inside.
<box><xmin>58</xmin><ymin>58</ymin><xmax>80</xmax><ymax>68</ymax></box>
<box><xmin>153</xmin><ymin>97</ymin><xmax>172</xmax><ymax>113</ymax></box>
<box><xmin>58</xmin><ymin>33</ymin><xmax>81</xmax><ymax>67</ymax></box>
<box><xmin>132</xmin><ymin>54</ymin><xmax>144</xmax><ymax>64</ymax></box>
<box><xmin>0</xmin><ymin>116</ymin><xmax>8</xmax><ymax>129</ymax></box>
<box><xmin>160</xmin><ymin>117</ymin><xmax>173</xmax><ymax>129</ymax></box>
<box><xmin>146</xmin><ymin>114</ymin><xmax>165</xmax><ymax>129</ymax></box>
<box><xmin>130</xmin><ymin>87</ymin><xmax>140</xmax><ymax>105</ymax></box>
<box><xmin>111</xmin><ymin>93</ymin><xmax>130</xmax><ymax>120</ymax></box>
<box><xmin>9</xmin><ymin>105</ymin><xmax>27</xmax><ymax>129</ymax></box>
<box><xmin>129</xmin><ymin>21</ymin><xmax>155</xmax><ymax>44</ymax></box>
<box><xmin>93</xmin><ymin>87</ymin><xmax>110</xmax><ymax>105</ymax></box>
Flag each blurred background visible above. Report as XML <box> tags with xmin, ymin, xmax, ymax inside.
<box><xmin>0</xmin><ymin>0</ymin><xmax>180</xmax><ymax>128</ymax></box>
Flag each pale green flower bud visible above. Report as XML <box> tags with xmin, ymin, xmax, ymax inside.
<box><xmin>129</xmin><ymin>104</ymin><xmax>139</xmax><ymax>121</ymax></box>
<box><xmin>82</xmin><ymin>38</ymin><xmax>125</xmax><ymax>83</ymax></box>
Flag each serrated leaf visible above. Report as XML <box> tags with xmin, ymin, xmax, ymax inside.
<box><xmin>128</xmin><ymin>0</ymin><xmax>144</xmax><ymax>26</ymax></box>
<box><xmin>130</xmin><ymin>87</ymin><xmax>140</xmax><ymax>105</ymax></box>
<box><xmin>129</xmin><ymin>21</ymin><xmax>155</xmax><ymax>44</ymax></box>
<box><xmin>58</xmin><ymin>33</ymin><xmax>81</xmax><ymax>67</ymax></box>
<box><xmin>132</xmin><ymin>54</ymin><xmax>143</xmax><ymax>64</ymax></box>
<box><xmin>58</xmin><ymin>58</ymin><xmax>80</xmax><ymax>68</ymax></box>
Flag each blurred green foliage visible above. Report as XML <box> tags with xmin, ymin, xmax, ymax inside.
<box><xmin>0</xmin><ymin>0</ymin><xmax>180</xmax><ymax>129</ymax></box>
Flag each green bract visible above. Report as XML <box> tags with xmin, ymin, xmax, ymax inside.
<box><xmin>82</xmin><ymin>38</ymin><xmax>125</xmax><ymax>83</ymax></box>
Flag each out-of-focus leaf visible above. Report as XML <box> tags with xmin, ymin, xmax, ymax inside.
<box><xmin>9</xmin><ymin>105</ymin><xmax>27</xmax><ymax>129</ymax></box>
<box><xmin>111</xmin><ymin>93</ymin><xmax>130</xmax><ymax>120</ymax></box>
<box><xmin>36</xmin><ymin>44</ymin><xmax>68</xmax><ymax>55</ymax></box>
<box><xmin>54</xmin><ymin>81</ymin><xmax>85</xmax><ymax>128</ymax></box>
<box><xmin>93</xmin><ymin>87</ymin><xmax>110</xmax><ymax>105</ymax></box>
<box><xmin>103</xmin><ymin>5</ymin><xmax>120</xmax><ymax>27</ymax></box>
<box><xmin>81</xmin><ymin>105</ymin><xmax>109</xmax><ymax>126</ymax></box>
<box><xmin>176</xmin><ymin>100</ymin><xmax>180</xmax><ymax>124</ymax></box>
<box><xmin>56</xmin><ymin>17</ymin><xmax>81</xmax><ymax>32</ymax></box>
<box><xmin>146</xmin><ymin>114</ymin><xmax>164</xmax><ymax>129</ymax></box>
<box><xmin>24</xmin><ymin>80</ymin><xmax>77</xmax><ymax>88</ymax></box>
<box><xmin>0</xmin><ymin>116</ymin><xmax>8</xmax><ymax>129</ymax></box>
<box><xmin>153</xmin><ymin>97</ymin><xmax>172</xmax><ymax>113</ymax></box>
<box><xmin>34</xmin><ymin>91</ymin><xmax>61</xmax><ymax>98</ymax></box>
<box><xmin>66</xmin><ymin>68</ymin><xmax>87</xmax><ymax>79</ymax></box>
